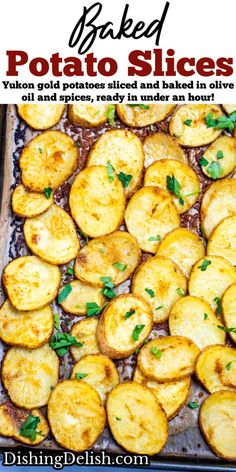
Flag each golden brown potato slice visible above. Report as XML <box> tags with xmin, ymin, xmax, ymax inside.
<box><xmin>222</xmin><ymin>283</ymin><xmax>236</xmax><ymax>343</ymax></box>
<box><xmin>0</xmin><ymin>299</ymin><xmax>54</xmax><ymax>348</ymax></box>
<box><xmin>222</xmin><ymin>104</ymin><xmax>236</xmax><ymax>115</ymax></box>
<box><xmin>97</xmin><ymin>294</ymin><xmax>153</xmax><ymax>359</ymax></box>
<box><xmin>132</xmin><ymin>255</ymin><xmax>187</xmax><ymax>323</ymax></box>
<box><xmin>71</xmin><ymin>354</ymin><xmax>119</xmax><ymax>402</ymax></box>
<box><xmin>2</xmin><ymin>344</ymin><xmax>59</xmax><ymax>409</ymax></box>
<box><xmin>188</xmin><ymin>255</ymin><xmax>236</xmax><ymax>311</ymax></box>
<box><xmin>169</xmin><ymin>104</ymin><xmax>222</xmax><ymax>147</ymax></box>
<box><xmin>133</xmin><ymin>366</ymin><xmax>191</xmax><ymax>419</ymax></box>
<box><xmin>201</xmin><ymin>179</ymin><xmax>236</xmax><ymax>239</ymax></box>
<box><xmin>48</xmin><ymin>379</ymin><xmax>106</xmax><ymax>452</ymax></box>
<box><xmin>200</xmin><ymin>136</ymin><xmax>236</xmax><ymax>180</ymax></box>
<box><xmin>195</xmin><ymin>345</ymin><xmax>236</xmax><ymax>393</ymax></box>
<box><xmin>0</xmin><ymin>402</ymin><xmax>49</xmax><ymax>445</ymax></box>
<box><xmin>199</xmin><ymin>390</ymin><xmax>236</xmax><ymax>461</ymax></box>
<box><xmin>125</xmin><ymin>187</ymin><xmax>180</xmax><ymax>253</ymax></box>
<box><xmin>207</xmin><ymin>216</ymin><xmax>236</xmax><ymax>266</ymax></box>
<box><xmin>69</xmin><ymin>166</ymin><xmax>125</xmax><ymax>238</ymax></box>
<box><xmin>106</xmin><ymin>381</ymin><xmax>168</xmax><ymax>455</ymax></box>
<box><xmin>24</xmin><ymin>204</ymin><xmax>79</xmax><ymax>265</ymax></box>
<box><xmin>59</xmin><ymin>280</ymin><xmax>105</xmax><ymax>316</ymax></box>
<box><xmin>87</xmin><ymin>129</ymin><xmax>144</xmax><ymax>196</ymax></box>
<box><xmin>20</xmin><ymin>131</ymin><xmax>78</xmax><ymax>192</ymax></box>
<box><xmin>70</xmin><ymin>318</ymin><xmax>101</xmax><ymax>361</ymax></box>
<box><xmin>116</xmin><ymin>104</ymin><xmax>175</xmax><ymax>127</ymax></box>
<box><xmin>144</xmin><ymin>159</ymin><xmax>200</xmax><ymax>214</ymax></box>
<box><xmin>138</xmin><ymin>336</ymin><xmax>199</xmax><ymax>382</ymax></box>
<box><xmin>169</xmin><ymin>296</ymin><xmax>226</xmax><ymax>350</ymax></box>
<box><xmin>74</xmin><ymin>231</ymin><xmax>141</xmax><ymax>287</ymax></box>
<box><xmin>12</xmin><ymin>184</ymin><xmax>53</xmax><ymax>217</ymax></box>
<box><xmin>17</xmin><ymin>104</ymin><xmax>65</xmax><ymax>130</ymax></box>
<box><xmin>3</xmin><ymin>256</ymin><xmax>61</xmax><ymax>311</ymax></box>
<box><xmin>143</xmin><ymin>132</ymin><xmax>187</xmax><ymax>168</ymax></box>
<box><xmin>68</xmin><ymin>104</ymin><xmax>110</xmax><ymax>127</ymax></box>
<box><xmin>157</xmin><ymin>228</ymin><xmax>205</xmax><ymax>277</ymax></box>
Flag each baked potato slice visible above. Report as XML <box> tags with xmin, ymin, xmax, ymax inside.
<box><xmin>222</xmin><ymin>104</ymin><xmax>236</xmax><ymax>115</ymax></box>
<box><xmin>222</xmin><ymin>283</ymin><xmax>236</xmax><ymax>343</ymax></box>
<box><xmin>169</xmin><ymin>104</ymin><xmax>222</xmax><ymax>147</ymax></box>
<box><xmin>48</xmin><ymin>379</ymin><xmax>106</xmax><ymax>452</ymax></box>
<box><xmin>74</xmin><ymin>231</ymin><xmax>141</xmax><ymax>287</ymax></box>
<box><xmin>24</xmin><ymin>204</ymin><xmax>79</xmax><ymax>265</ymax></box>
<box><xmin>201</xmin><ymin>179</ymin><xmax>236</xmax><ymax>239</ymax></box>
<box><xmin>157</xmin><ymin>228</ymin><xmax>205</xmax><ymax>277</ymax></box>
<box><xmin>70</xmin><ymin>318</ymin><xmax>101</xmax><ymax>361</ymax></box>
<box><xmin>3</xmin><ymin>256</ymin><xmax>61</xmax><ymax>311</ymax></box>
<box><xmin>17</xmin><ymin>104</ymin><xmax>65</xmax><ymax>130</ymax></box>
<box><xmin>144</xmin><ymin>159</ymin><xmax>200</xmax><ymax>214</ymax></box>
<box><xmin>138</xmin><ymin>336</ymin><xmax>199</xmax><ymax>382</ymax></box>
<box><xmin>68</xmin><ymin>104</ymin><xmax>110</xmax><ymax>127</ymax></box>
<box><xmin>20</xmin><ymin>131</ymin><xmax>78</xmax><ymax>192</ymax></box>
<box><xmin>116</xmin><ymin>104</ymin><xmax>175</xmax><ymax>127</ymax></box>
<box><xmin>131</xmin><ymin>255</ymin><xmax>187</xmax><ymax>323</ymax></box>
<box><xmin>97</xmin><ymin>294</ymin><xmax>153</xmax><ymax>359</ymax></box>
<box><xmin>59</xmin><ymin>280</ymin><xmax>105</xmax><ymax>316</ymax></box>
<box><xmin>0</xmin><ymin>299</ymin><xmax>54</xmax><ymax>348</ymax></box>
<box><xmin>200</xmin><ymin>136</ymin><xmax>236</xmax><ymax>180</ymax></box>
<box><xmin>0</xmin><ymin>402</ymin><xmax>49</xmax><ymax>445</ymax></box>
<box><xmin>199</xmin><ymin>390</ymin><xmax>236</xmax><ymax>461</ymax></box>
<box><xmin>12</xmin><ymin>184</ymin><xmax>53</xmax><ymax>217</ymax></box>
<box><xmin>207</xmin><ymin>216</ymin><xmax>236</xmax><ymax>266</ymax></box>
<box><xmin>143</xmin><ymin>132</ymin><xmax>187</xmax><ymax>168</ymax></box>
<box><xmin>106</xmin><ymin>381</ymin><xmax>168</xmax><ymax>455</ymax></box>
<box><xmin>87</xmin><ymin>129</ymin><xmax>144</xmax><ymax>196</ymax></box>
<box><xmin>169</xmin><ymin>296</ymin><xmax>226</xmax><ymax>350</ymax></box>
<box><xmin>195</xmin><ymin>345</ymin><xmax>236</xmax><ymax>393</ymax></box>
<box><xmin>1</xmin><ymin>344</ymin><xmax>59</xmax><ymax>409</ymax></box>
<box><xmin>71</xmin><ymin>354</ymin><xmax>119</xmax><ymax>402</ymax></box>
<box><xmin>133</xmin><ymin>366</ymin><xmax>191</xmax><ymax>420</ymax></box>
<box><xmin>125</xmin><ymin>187</ymin><xmax>180</xmax><ymax>253</ymax></box>
<box><xmin>69</xmin><ymin>166</ymin><xmax>125</xmax><ymax>238</ymax></box>
<box><xmin>188</xmin><ymin>255</ymin><xmax>236</xmax><ymax>311</ymax></box>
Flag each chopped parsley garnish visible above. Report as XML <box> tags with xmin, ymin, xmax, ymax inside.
<box><xmin>107</xmin><ymin>161</ymin><xmax>115</xmax><ymax>182</ymax></box>
<box><xmin>118</xmin><ymin>171</ymin><xmax>133</xmax><ymax>188</ymax></box>
<box><xmin>75</xmin><ymin>373</ymin><xmax>88</xmax><ymax>380</ymax></box>
<box><xmin>198</xmin><ymin>259</ymin><xmax>211</xmax><ymax>272</ymax></box>
<box><xmin>116</xmin><ymin>417</ymin><xmax>122</xmax><ymax>421</ymax></box>
<box><xmin>99</xmin><ymin>247</ymin><xmax>106</xmax><ymax>255</ymax></box>
<box><xmin>166</xmin><ymin>175</ymin><xmax>184</xmax><ymax>206</ymax></box>
<box><xmin>19</xmin><ymin>415</ymin><xmax>44</xmax><ymax>442</ymax></box>
<box><xmin>204</xmin><ymin>313</ymin><xmax>209</xmax><ymax>320</ymax></box>
<box><xmin>49</xmin><ymin>332</ymin><xmax>83</xmax><ymax>356</ymax></box>
<box><xmin>151</xmin><ymin>346</ymin><xmax>162</xmax><ymax>360</ymax></box>
<box><xmin>54</xmin><ymin>313</ymin><xmax>60</xmax><ymax>330</ymax></box>
<box><xmin>124</xmin><ymin>309</ymin><xmax>136</xmax><ymax>320</ymax></box>
<box><xmin>113</xmin><ymin>262</ymin><xmax>127</xmax><ymax>271</ymax></box>
<box><xmin>184</xmin><ymin>119</ymin><xmax>192</xmax><ymax>126</ymax></box>
<box><xmin>148</xmin><ymin>235</ymin><xmax>161</xmax><ymax>242</ymax></box>
<box><xmin>132</xmin><ymin>324</ymin><xmax>145</xmax><ymax>341</ymax></box>
<box><xmin>86</xmin><ymin>302</ymin><xmax>106</xmax><ymax>317</ymax></box>
<box><xmin>106</xmin><ymin>105</ymin><xmax>116</xmax><ymax>126</ymax></box>
<box><xmin>129</xmin><ymin>104</ymin><xmax>150</xmax><ymax>110</ymax></box>
<box><xmin>66</xmin><ymin>267</ymin><xmax>74</xmax><ymax>275</ymax></box>
<box><xmin>78</xmin><ymin>229</ymin><xmax>89</xmax><ymax>243</ymax></box>
<box><xmin>205</xmin><ymin>112</ymin><xmax>236</xmax><ymax>132</ymax></box>
<box><xmin>217</xmin><ymin>325</ymin><xmax>236</xmax><ymax>333</ymax></box>
<box><xmin>156</xmin><ymin>305</ymin><xmax>164</xmax><ymax>310</ymax></box>
<box><xmin>50</xmin><ymin>386</ymin><xmax>54</xmax><ymax>391</ymax></box>
<box><xmin>226</xmin><ymin>361</ymin><xmax>232</xmax><ymax>371</ymax></box>
<box><xmin>214</xmin><ymin>297</ymin><xmax>223</xmax><ymax>315</ymax></box>
<box><xmin>217</xmin><ymin>150</ymin><xmax>224</xmax><ymax>159</ymax></box>
<box><xmin>38</xmin><ymin>147</ymin><xmax>43</xmax><ymax>153</ymax></box>
<box><xmin>44</xmin><ymin>187</ymin><xmax>52</xmax><ymax>199</ymax></box>
<box><xmin>145</xmin><ymin>288</ymin><xmax>155</xmax><ymax>298</ymax></box>
<box><xmin>206</xmin><ymin>161</ymin><xmax>223</xmax><ymax>180</ymax></box>
<box><xmin>58</xmin><ymin>284</ymin><xmax>72</xmax><ymax>304</ymax></box>
<box><xmin>176</xmin><ymin>288</ymin><xmax>186</xmax><ymax>296</ymax></box>
<box><xmin>187</xmin><ymin>401</ymin><xmax>199</xmax><ymax>410</ymax></box>
<box><xmin>150</xmin><ymin>124</ymin><xmax>155</xmax><ymax>131</ymax></box>
<box><xmin>134</xmin><ymin>348</ymin><xmax>140</xmax><ymax>354</ymax></box>
<box><xmin>199</xmin><ymin>156</ymin><xmax>209</xmax><ymax>167</ymax></box>
<box><xmin>100</xmin><ymin>276</ymin><xmax>116</xmax><ymax>299</ymax></box>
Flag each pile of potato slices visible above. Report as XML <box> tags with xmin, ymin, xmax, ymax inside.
<box><xmin>1</xmin><ymin>102</ymin><xmax>236</xmax><ymax>459</ymax></box>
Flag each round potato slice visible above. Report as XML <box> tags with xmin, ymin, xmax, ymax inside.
<box><xmin>69</xmin><ymin>166</ymin><xmax>125</xmax><ymax>238</ymax></box>
<box><xmin>188</xmin><ymin>256</ymin><xmax>236</xmax><ymax>311</ymax></box>
<box><xmin>222</xmin><ymin>104</ymin><xmax>236</xmax><ymax>115</ymax></box>
<box><xmin>138</xmin><ymin>336</ymin><xmax>200</xmax><ymax>382</ymax></box>
<box><xmin>70</xmin><ymin>318</ymin><xmax>101</xmax><ymax>362</ymax></box>
<box><xmin>87</xmin><ymin>129</ymin><xmax>144</xmax><ymax>196</ymax></box>
<box><xmin>199</xmin><ymin>390</ymin><xmax>236</xmax><ymax>461</ymax></box>
<box><xmin>68</xmin><ymin>104</ymin><xmax>110</xmax><ymax>127</ymax></box>
<box><xmin>200</xmin><ymin>136</ymin><xmax>236</xmax><ymax>180</ymax></box>
<box><xmin>169</xmin><ymin>104</ymin><xmax>222</xmax><ymax>147</ymax></box>
<box><xmin>59</xmin><ymin>280</ymin><xmax>105</xmax><ymax>316</ymax></box>
<box><xmin>75</xmin><ymin>231</ymin><xmax>141</xmax><ymax>287</ymax></box>
<box><xmin>20</xmin><ymin>131</ymin><xmax>78</xmax><ymax>192</ymax></box>
<box><xmin>132</xmin><ymin>255</ymin><xmax>187</xmax><ymax>323</ymax></box>
<box><xmin>144</xmin><ymin>159</ymin><xmax>200</xmax><ymax>214</ymax></box>
<box><xmin>71</xmin><ymin>354</ymin><xmax>119</xmax><ymax>402</ymax></box>
<box><xmin>0</xmin><ymin>402</ymin><xmax>49</xmax><ymax>445</ymax></box>
<box><xmin>116</xmin><ymin>104</ymin><xmax>175</xmax><ymax>127</ymax></box>
<box><xmin>97</xmin><ymin>294</ymin><xmax>153</xmax><ymax>359</ymax></box>
<box><xmin>195</xmin><ymin>345</ymin><xmax>236</xmax><ymax>393</ymax></box>
<box><xmin>0</xmin><ymin>299</ymin><xmax>54</xmax><ymax>348</ymax></box>
<box><xmin>17</xmin><ymin>104</ymin><xmax>65</xmax><ymax>130</ymax></box>
<box><xmin>133</xmin><ymin>366</ymin><xmax>191</xmax><ymax>420</ymax></box>
<box><xmin>222</xmin><ymin>283</ymin><xmax>236</xmax><ymax>343</ymax></box>
<box><xmin>169</xmin><ymin>296</ymin><xmax>226</xmax><ymax>350</ymax></box>
<box><xmin>201</xmin><ymin>178</ymin><xmax>236</xmax><ymax>239</ymax></box>
<box><xmin>1</xmin><ymin>344</ymin><xmax>59</xmax><ymax>409</ymax></box>
<box><xmin>24</xmin><ymin>204</ymin><xmax>79</xmax><ymax>265</ymax></box>
<box><xmin>143</xmin><ymin>132</ymin><xmax>187</xmax><ymax>168</ymax></box>
<box><xmin>3</xmin><ymin>256</ymin><xmax>61</xmax><ymax>311</ymax></box>
<box><xmin>125</xmin><ymin>187</ymin><xmax>180</xmax><ymax>253</ymax></box>
<box><xmin>157</xmin><ymin>228</ymin><xmax>205</xmax><ymax>277</ymax></box>
<box><xmin>106</xmin><ymin>382</ymin><xmax>168</xmax><ymax>455</ymax></box>
<box><xmin>207</xmin><ymin>216</ymin><xmax>236</xmax><ymax>266</ymax></box>
<box><xmin>48</xmin><ymin>380</ymin><xmax>106</xmax><ymax>452</ymax></box>
<box><xmin>12</xmin><ymin>184</ymin><xmax>53</xmax><ymax>217</ymax></box>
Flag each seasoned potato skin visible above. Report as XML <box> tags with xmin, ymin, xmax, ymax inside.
<box><xmin>17</xmin><ymin>104</ymin><xmax>65</xmax><ymax>130</ymax></box>
<box><xmin>69</xmin><ymin>104</ymin><xmax>110</xmax><ymax>127</ymax></box>
<box><xmin>195</xmin><ymin>344</ymin><xmax>236</xmax><ymax>393</ymax></box>
<box><xmin>70</xmin><ymin>318</ymin><xmax>101</xmax><ymax>362</ymax></box>
<box><xmin>207</xmin><ymin>216</ymin><xmax>236</xmax><ymax>266</ymax></box>
<box><xmin>12</xmin><ymin>185</ymin><xmax>53</xmax><ymax>218</ymax></box>
<box><xmin>117</xmin><ymin>104</ymin><xmax>176</xmax><ymax>127</ymax></box>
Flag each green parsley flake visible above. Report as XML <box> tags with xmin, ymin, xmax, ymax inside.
<box><xmin>99</xmin><ymin>247</ymin><xmax>106</xmax><ymax>255</ymax></box>
<box><xmin>166</xmin><ymin>175</ymin><xmax>184</xmax><ymax>205</ymax></box>
<box><xmin>58</xmin><ymin>284</ymin><xmax>72</xmax><ymax>304</ymax></box>
<box><xmin>66</xmin><ymin>267</ymin><xmax>74</xmax><ymax>275</ymax></box>
<box><xmin>184</xmin><ymin>119</ymin><xmax>192</xmax><ymax>126</ymax></box>
<box><xmin>214</xmin><ymin>297</ymin><xmax>223</xmax><ymax>315</ymax></box>
<box><xmin>129</xmin><ymin>104</ymin><xmax>150</xmax><ymax>110</ymax></box>
<box><xmin>118</xmin><ymin>171</ymin><xmax>133</xmax><ymax>188</ymax></box>
<box><xmin>148</xmin><ymin>235</ymin><xmax>161</xmax><ymax>242</ymax></box>
<box><xmin>86</xmin><ymin>302</ymin><xmax>105</xmax><ymax>317</ymax></box>
<box><xmin>49</xmin><ymin>332</ymin><xmax>83</xmax><ymax>357</ymax></box>
<box><xmin>107</xmin><ymin>161</ymin><xmax>115</xmax><ymax>182</ymax></box>
<box><xmin>199</xmin><ymin>156</ymin><xmax>208</xmax><ymax>167</ymax></box>
<box><xmin>132</xmin><ymin>324</ymin><xmax>145</xmax><ymax>341</ymax></box>
<box><xmin>54</xmin><ymin>313</ymin><xmax>60</xmax><ymax>330</ymax></box>
<box><xmin>187</xmin><ymin>401</ymin><xmax>199</xmax><ymax>410</ymax></box>
<box><xmin>75</xmin><ymin>373</ymin><xmax>88</xmax><ymax>380</ymax></box>
<box><xmin>38</xmin><ymin>147</ymin><xmax>43</xmax><ymax>153</ymax></box>
<box><xmin>19</xmin><ymin>414</ymin><xmax>43</xmax><ymax>442</ymax></box>
<box><xmin>106</xmin><ymin>105</ymin><xmax>116</xmax><ymax>126</ymax></box>
<box><xmin>116</xmin><ymin>417</ymin><xmax>122</xmax><ymax>421</ymax></box>
<box><xmin>145</xmin><ymin>288</ymin><xmax>155</xmax><ymax>298</ymax></box>
<box><xmin>206</xmin><ymin>112</ymin><xmax>236</xmax><ymax>132</ymax></box>
<box><xmin>44</xmin><ymin>187</ymin><xmax>52</xmax><ymax>199</ymax></box>
<box><xmin>206</xmin><ymin>161</ymin><xmax>223</xmax><ymax>180</ymax></box>
<box><xmin>113</xmin><ymin>262</ymin><xmax>127</xmax><ymax>271</ymax></box>
<box><xmin>151</xmin><ymin>346</ymin><xmax>162</xmax><ymax>360</ymax></box>
<box><xmin>100</xmin><ymin>276</ymin><xmax>116</xmax><ymax>299</ymax></box>
<box><xmin>156</xmin><ymin>305</ymin><xmax>164</xmax><ymax>310</ymax></box>
<box><xmin>226</xmin><ymin>361</ymin><xmax>232</xmax><ymax>371</ymax></box>
<box><xmin>217</xmin><ymin>150</ymin><xmax>224</xmax><ymax>159</ymax></box>
<box><xmin>124</xmin><ymin>309</ymin><xmax>135</xmax><ymax>320</ymax></box>
<box><xmin>198</xmin><ymin>259</ymin><xmax>211</xmax><ymax>272</ymax></box>
<box><xmin>176</xmin><ymin>288</ymin><xmax>186</xmax><ymax>296</ymax></box>
<box><xmin>217</xmin><ymin>325</ymin><xmax>236</xmax><ymax>333</ymax></box>
<box><xmin>204</xmin><ymin>313</ymin><xmax>209</xmax><ymax>320</ymax></box>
